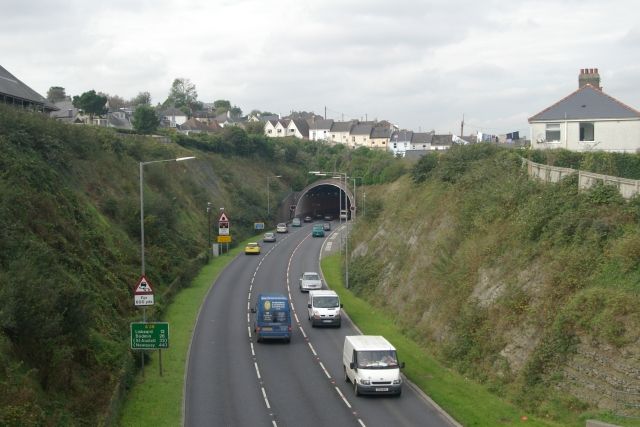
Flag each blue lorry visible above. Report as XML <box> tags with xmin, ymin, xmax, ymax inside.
<box><xmin>251</xmin><ymin>294</ymin><xmax>292</xmax><ymax>343</ymax></box>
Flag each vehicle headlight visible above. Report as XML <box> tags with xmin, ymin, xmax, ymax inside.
<box><xmin>313</xmin><ymin>311</ymin><xmax>321</xmax><ymax>318</ymax></box>
<box><xmin>360</xmin><ymin>379</ymin><xmax>370</xmax><ymax>385</ymax></box>
<box><xmin>393</xmin><ymin>379</ymin><xmax>401</xmax><ymax>385</ymax></box>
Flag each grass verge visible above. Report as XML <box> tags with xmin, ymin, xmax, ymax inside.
<box><xmin>321</xmin><ymin>253</ymin><xmax>561</xmax><ymax>427</ymax></box>
<box><xmin>118</xmin><ymin>241</ymin><xmax>252</xmax><ymax>427</ymax></box>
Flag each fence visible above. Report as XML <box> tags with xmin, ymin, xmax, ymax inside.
<box><xmin>522</xmin><ymin>158</ymin><xmax>640</xmax><ymax>200</ymax></box>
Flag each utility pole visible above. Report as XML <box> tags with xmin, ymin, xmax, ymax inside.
<box><xmin>460</xmin><ymin>113</ymin><xmax>464</xmax><ymax>138</ymax></box>
<box><xmin>324</xmin><ymin>105</ymin><xmax>326</xmax><ymax>120</ymax></box>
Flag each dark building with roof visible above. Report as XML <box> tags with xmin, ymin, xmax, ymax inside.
<box><xmin>0</xmin><ymin>65</ymin><xmax>56</xmax><ymax>112</ymax></box>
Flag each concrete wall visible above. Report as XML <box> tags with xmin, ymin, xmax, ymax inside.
<box><xmin>523</xmin><ymin>158</ymin><xmax>640</xmax><ymax>199</ymax></box>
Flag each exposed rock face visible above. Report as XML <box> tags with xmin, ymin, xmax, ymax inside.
<box><xmin>562</xmin><ymin>341</ymin><xmax>640</xmax><ymax>416</ymax></box>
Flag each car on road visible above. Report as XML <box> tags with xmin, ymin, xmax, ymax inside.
<box><xmin>339</xmin><ymin>210</ymin><xmax>348</xmax><ymax>220</ymax></box>
<box><xmin>323</xmin><ymin>222</ymin><xmax>331</xmax><ymax>231</ymax></box>
<box><xmin>244</xmin><ymin>242</ymin><xmax>261</xmax><ymax>255</ymax></box>
<box><xmin>263</xmin><ymin>232</ymin><xmax>276</xmax><ymax>242</ymax></box>
<box><xmin>303</xmin><ymin>215</ymin><xmax>313</xmax><ymax>222</ymax></box>
<box><xmin>276</xmin><ymin>223</ymin><xmax>288</xmax><ymax>233</ymax></box>
<box><xmin>307</xmin><ymin>290</ymin><xmax>342</xmax><ymax>327</ymax></box>
<box><xmin>291</xmin><ymin>217</ymin><xmax>301</xmax><ymax>227</ymax></box>
<box><xmin>299</xmin><ymin>272</ymin><xmax>322</xmax><ymax>292</ymax></box>
<box><xmin>312</xmin><ymin>224</ymin><xmax>325</xmax><ymax>237</ymax></box>
<box><xmin>323</xmin><ymin>214</ymin><xmax>333</xmax><ymax>221</ymax></box>
<box><xmin>315</xmin><ymin>213</ymin><xmax>323</xmax><ymax>220</ymax></box>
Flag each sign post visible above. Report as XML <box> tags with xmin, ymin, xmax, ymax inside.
<box><xmin>218</xmin><ymin>212</ymin><xmax>231</xmax><ymax>254</ymax></box>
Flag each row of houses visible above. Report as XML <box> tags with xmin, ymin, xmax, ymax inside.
<box><xmin>263</xmin><ymin>118</ymin><xmax>460</xmax><ymax>156</ymax></box>
<box><xmin>3</xmin><ymin>63</ymin><xmax>639</xmax><ymax>154</ymax></box>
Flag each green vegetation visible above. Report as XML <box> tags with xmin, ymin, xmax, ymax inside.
<box><xmin>120</xmin><ymin>238</ymin><xmax>254</xmax><ymax>427</ymax></box>
<box><xmin>0</xmin><ymin>105</ymin><xmax>403</xmax><ymax>425</ymax></box>
<box><xmin>324</xmin><ymin>254</ymin><xmax>558</xmax><ymax>426</ymax></box>
<box><xmin>345</xmin><ymin>145</ymin><xmax>640</xmax><ymax>425</ymax></box>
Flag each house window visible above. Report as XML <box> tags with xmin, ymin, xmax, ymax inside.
<box><xmin>545</xmin><ymin>123</ymin><xmax>561</xmax><ymax>142</ymax></box>
<box><xmin>268</xmin><ymin>129</ymin><xmax>272</xmax><ymax>134</ymax></box>
<box><xmin>382</xmin><ymin>141</ymin><xmax>385</xmax><ymax>145</ymax></box>
<box><xmin>580</xmin><ymin>122</ymin><xmax>594</xmax><ymax>142</ymax></box>
<box><xmin>352</xmin><ymin>136</ymin><xmax>355</xmax><ymax>142</ymax></box>
<box><xmin>277</xmin><ymin>129</ymin><xmax>282</xmax><ymax>133</ymax></box>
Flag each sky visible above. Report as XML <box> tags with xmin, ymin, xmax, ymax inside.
<box><xmin>2</xmin><ymin>0</ymin><xmax>640</xmax><ymax>137</ymax></box>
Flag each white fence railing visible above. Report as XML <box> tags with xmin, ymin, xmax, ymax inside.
<box><xmin>522</xmin><ymin>159</ymin><xmax>640</xmax><ymax>200</ymax></box>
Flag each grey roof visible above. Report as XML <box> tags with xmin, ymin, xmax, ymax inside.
<box><xmin>330</xmin><ymin>121</ymin><xmax>355</xmax><ymax>133</ymax></box>
<box><xmin>309</xmin><ymin>119</ymin><xmax>334</xmax><ymax>130</ymax></box>
<box><xmin>431</xmin><ymin>134</ymin><xmax>452</xmax><ymax>146</ymax></box>
<box><xmin>371</xmin><ymin>127</ymin><xmax>391</xmax><ymax>139</ymax></box>
<box><xmin>260</xmin><ymin>114</ymin><xmax>280</xmax><ymax>122</ymax></box>
<box><xmin>0</xmin><ymin>65</ymin><xmax>47</xmax><ymax>103</ymax></box>
<box><xmin>529</xmin><ymin>84</ymin><xmax>640</xmax><ymax>122</ymax></box>
<box><xmin>290</xmin><ymin>119</ymin><xmax>309</xmax><ymax>137</ymax></box>
<box><xmin>50</xmin><ymin>100</ymin><xmax>78</xmax><ymax>119</ymax></box>
<box><xmin>411</xmin><ymin>132</ymin><xmax>433</xmax><ymax>144</ymax></box>
<box><xmin>391</xmin><ymin>130</ymin><xmax>413</xmax><ymax>143</ymax></box>
<box><xmin>350</xmin><ymin>123</ymin><xmax>373</xmax><ymax>136</ymax></box>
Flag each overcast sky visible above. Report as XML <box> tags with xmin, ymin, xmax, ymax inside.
<box><xmin>3</xmin><ymin>0</ymin><xmax>639</xmax><ymax>136</ymax></box>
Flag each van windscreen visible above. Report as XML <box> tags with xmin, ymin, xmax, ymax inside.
<box><xmin>356</xmin><ymin>350</ymin><xmax>398</xmax><ymax>369</ymax></box>
<box><xmin>313</xmin><ymin>296</ymin><xmax>339</xmax><ymax>308</ymax></box>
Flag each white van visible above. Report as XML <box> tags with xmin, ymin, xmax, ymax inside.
<box><xmin>307</xmin><ymin>290</ymin><xmax>342</xmax><ymax>327</ymax></box>
<box><xmin>343</xmin><ymin>335</ymin><xmax>404</xmax><ymax>396</ymax></box>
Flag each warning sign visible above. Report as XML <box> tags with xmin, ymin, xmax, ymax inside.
<box><xmin>134</xmin><ymin>275</ymin><xmax>155</xmax><ymax>306</ymax></box>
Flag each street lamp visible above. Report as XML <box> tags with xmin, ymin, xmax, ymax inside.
<box><xmin>267</xmin><ymin>175</ymin><xmax>282</xmax><ymax>220</ymax></box>
<box><xmin>351</xmin><ymin>176</ymin><xmax>363</xmax><ymax>222</ymax></box>
<box><xmin>140</xmin><ymin>156</ymin><xmax>196</xmax><ymax>278</ymax></box>
<box><xmin>206</xmin><ymin>202</ymin><xmax>213</xmax><ymax>260</ymax></box>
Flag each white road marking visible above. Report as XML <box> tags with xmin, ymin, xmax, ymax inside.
<box><xmin>308</xmin><ymin>342</ymin><xmax>317</xmax><ymax>356</ymax></box>
<box><xmin>261</xmin><ymin>387</ymin><xmax>271</xmax><ymax>409</ymax></box>
<box><xmin>254</xmin><ymin>362</ymin><xmax>261</xmax><ymax>379</ymax></box>
<box><xmin>335</xmin><ymin>387</ymin><xmax>352</xmax><ymax>408</ymax></box>
<box><xmin>318</xmin><ymin>362</ymin><xmax>331</xmax><ymax>378</ymax></box>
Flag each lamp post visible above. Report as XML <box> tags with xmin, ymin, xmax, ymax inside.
<box><xmin>206</xmin><ymin>202</ymin><xmax>212</xmax><ymax>260</ymax></box>
<box><xmin>267</xmin><ymin>175</ymin><xmax>282</xmax><ymax>221</ymax></box>
<box><xmin>309</xmin><ymin>170</ymin><xmax>349</xmax><ymax>289</ymax></box>
<box><xmin>139</xmin><ymin>156</ymin><xmax>196</xmax><ymax>287</ymax></box>
<box><xmin>351</xmin><ymin>176</ymin><xmax>362</xmax><ymax>222</ymax></box>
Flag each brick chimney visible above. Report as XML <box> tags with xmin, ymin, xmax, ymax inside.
<box><xmin>579</xmin><ymin>68</ymin><xmax>601</xmax><ymax>90</ymax></box>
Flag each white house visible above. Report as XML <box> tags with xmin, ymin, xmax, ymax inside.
<box><xmin>529</xmin><ymin>68</ymin><xmax>640</xmax><ymax>152</ymax></box>
<box><xmin>309</xmin><ymin>119</ymin><xmax>334</xmax><ymax>141</ymax></box>
<box><xmin>264</xmin><ymin>119</ymin><xmax>278</xmax><ymax>137</ymax></box>
<box><xmin>161</xmin><ymin>107</ymin><xmax>188</xmax><ymax>128</ymax></box>
<box><xmin>286</xmin><ymin>119</ymin><xmax>309</xmax><ymax>139</ymax></box>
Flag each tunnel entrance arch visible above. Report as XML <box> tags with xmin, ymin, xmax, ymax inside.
<box><xmin>293</xmin><ymin>179</ymin><xmax>354</xmax><ymax>220</ymax></box>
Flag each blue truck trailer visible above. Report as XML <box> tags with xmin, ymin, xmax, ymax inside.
<box><xmin>252</xmin><ymin>294</ymin><xmax>292</xmax><ymax>343</ymax></box>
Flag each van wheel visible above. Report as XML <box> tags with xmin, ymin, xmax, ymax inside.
<box><xmin>344</xmin><ymin>366</ymin><xmax>349</xmax><ymax>383</ymax></box>
<box><xmin>353</xmin><ymin>381</ymin><xmax>360</xmax><ymax>396</ymax></box>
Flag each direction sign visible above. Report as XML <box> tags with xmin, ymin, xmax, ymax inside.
<box><xmin>130</xmin><ymin>322</ymin><xmax>169</xmax><ymax>350</ymax></box>
<box><xmin>254</xmin><ymin>222</ymin><xmax>265</xmax><ymax>230</ymax></box>
<box><xmin>134</xmin><ymin>275</ymin><xmax>155</xmax><ymax>306</ymax></box>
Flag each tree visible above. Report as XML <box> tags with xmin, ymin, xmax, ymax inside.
<box><xmin>47</xmin><ymin>86</ymin><xmax>67</xmax><ymax>103</ymax></box>
<box><xmin>132</xmin><ymin>105</ymin><xmax>160</xmax><ymax>134</ymax></box>
<box><xmin>72</xmin><ymin>90</ymin><xmax>107</xmax><ymax>119</ymax></box>
<box><xmin>230</xmin><ymin>105</ymin><xmax>243</xmax><ymax>118</ymax></box>
<box><xmin>164</xmin><ymin>78</ymin><xmax>199</xmax><ymax>115</ymax></box>
<box><xmin>107</xmin><ymin>94</ymin><xmax>126</xmax><ymax>110</ymax></box>
<box><xmin>129</xmin><ymin>91</ymin><xmax>151</xmax><ymax>107</ymax></box>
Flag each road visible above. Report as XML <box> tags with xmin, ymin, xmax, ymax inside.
<box><xmin>184</xmin><ymin>221</ymin><xmax>457</xmax><ymax>427</ymax></box>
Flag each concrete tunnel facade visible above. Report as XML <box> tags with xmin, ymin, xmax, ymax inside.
<box><xmin>291</xmin><ymin>178</ymin><xmax>354</xmax><ymax>220</ymax></box>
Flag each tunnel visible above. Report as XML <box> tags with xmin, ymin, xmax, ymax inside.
<box><xmin>291</xmin><ymin>179</ymin><xmax>354</xmax><ymax>220</ymax></box>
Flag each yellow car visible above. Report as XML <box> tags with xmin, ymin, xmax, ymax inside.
<box><xmin>244</xmin><ymin>242</ymin><xmax>261</xmax><ymax>255</ymax></box>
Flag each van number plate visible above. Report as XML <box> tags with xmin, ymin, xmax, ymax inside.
<box><xmin>375</xmin><ymin>387</ymin><xmax>389</xmax><ymax>392</ymax></box>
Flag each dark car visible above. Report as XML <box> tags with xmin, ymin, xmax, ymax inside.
<box><xmin>323</xmin><ymin>214</ymin><xmax>333</xmax><ymax>221</ymax></box>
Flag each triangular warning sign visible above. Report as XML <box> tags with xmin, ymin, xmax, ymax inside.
<box><xmin>218</xmin><ymin>212</ymin><xmax>229</xmax><ymax>222</ymax></box>
<box><xmin>134</xmin><ymin>275</ymin><xmax>154</xmax><ymax>294</ymax></box>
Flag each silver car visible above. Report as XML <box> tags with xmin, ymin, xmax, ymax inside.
<box><xmin>299</xmin><ymin>272</ymin><xmax>322</xmax><ymax>292</ymax></box>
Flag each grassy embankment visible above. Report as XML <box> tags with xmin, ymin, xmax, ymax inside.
<box><xmin>322</xmin><ymin>254</ymin><xmax>558</xmax><ymax>427</ymax></box>
<box><xmin>119</xmin><ymin>238</ymin><xmax>255</xmax><ymax>427</ymax></box>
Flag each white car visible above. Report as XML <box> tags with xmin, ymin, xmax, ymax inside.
<box><xmin>299</xmin><ymin>272</ymin><xmax>322</xmax><ymax>292</ymax></box>
<box><xmin>276</xmin><ymin>223</ymin><xmax>288</xmax><ymax>233</ymax></box>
